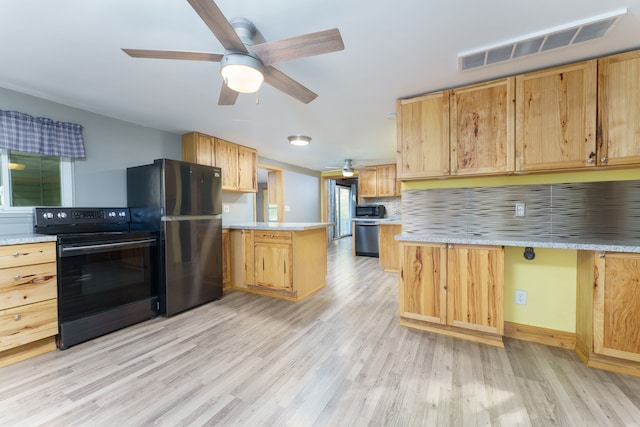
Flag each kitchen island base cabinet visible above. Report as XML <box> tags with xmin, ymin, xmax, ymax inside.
<box><xmin>230</xmin><ymin>227</ymin><xmax>328</xmax><ymax>302</ymax></box>
<box><xmin>399</xmin><ymin>242</ymin><xmax>504</xmax><ymax>348</ymax></box>
<box><xmin>576</xmin><ymin>251</ymin><xmax>640</xmax><ymax>377</ymax></box>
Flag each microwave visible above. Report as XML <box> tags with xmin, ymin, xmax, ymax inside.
<box><xmin>355</xmin><ymin>204</ymin><xmax>386</xmax><ymax>218</ymax></box>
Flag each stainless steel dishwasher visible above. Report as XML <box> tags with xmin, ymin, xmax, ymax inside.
<box><xmin>354</xmin><ymin>221</ymin><xmax>380</xmax><ymax>257</ymax></box>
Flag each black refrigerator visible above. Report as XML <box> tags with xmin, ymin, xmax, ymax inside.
<box><xmin>127</xmin><ymin>158</ymin><xmax>223</xmax><ymax>316</ymax></box>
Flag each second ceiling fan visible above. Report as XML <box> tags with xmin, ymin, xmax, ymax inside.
<box><xmin>122</xmin><ymin>0</ymin><xmax>344</xmax><ymax>105</ymax></box>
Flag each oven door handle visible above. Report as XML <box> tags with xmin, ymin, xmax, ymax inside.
<box><xmin>59</xmin><ymin>238</ymin><xmax>156</xmax><ymax>256</ymax></box>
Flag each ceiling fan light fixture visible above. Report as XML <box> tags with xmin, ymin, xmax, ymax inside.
<box><xmin>220</xmin><ymin>53</ymin><xmax>264</xmax><ymax>93</ymax></box>
<box><xmin>288</xmin><ymin>135</ymin><xmax>311</xmax><ymax>146</ymax></box>
<box><xmin>342</xmin><ymin>169</ymin><xmax>354</xmax><ymax>177</ymax></box>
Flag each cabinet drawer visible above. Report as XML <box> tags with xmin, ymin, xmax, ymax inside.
<box><xmin>0</xmin><ymin>263</ymin><xmax>57</xmax><ymax>310</ymax></box>
<box><xmin>253</xmin><ymin>231</ymin><xmax>292</xmax><ymax>243</ymax></box>
<box><xmin>0</xmin><ymin>299</ymin><xmax>58</xmax><ymax>352</ymax></box>
<box><xmin>0</xmin><ymin>242</ymin><xmax>56</xmax><ymax>269</ymax></box>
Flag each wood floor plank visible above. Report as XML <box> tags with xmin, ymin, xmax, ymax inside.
<box><xmin>1</xmin><ymin>237</ymin><xmax>640</xmax><ymax>426</ymax></box>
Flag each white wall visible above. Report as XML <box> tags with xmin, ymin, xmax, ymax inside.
<box><xmin>283</xmin><ymin>170</ymin><xmax>320</xmax><ymax>222</ymax></box>
<box><xmin>0</xmin><ymin>87</ymin><xmax>181</xmax><ymax>234</ymax></box>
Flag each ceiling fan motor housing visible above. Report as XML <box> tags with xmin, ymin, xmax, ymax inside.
<box><xmin>229</xmin><ymin>17</ymin><xmax>257</xmax><ymax>46</ymax></box>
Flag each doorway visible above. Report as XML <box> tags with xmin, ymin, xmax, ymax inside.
<box><xmin>256</xmin><ymin>164</ymin><xmax>284</xmax><ymax>222</ymax></box>
<box><xmin>323</xmin><ymin>176</ymin><xmax>357</xmax><ymax>241</ymax></box>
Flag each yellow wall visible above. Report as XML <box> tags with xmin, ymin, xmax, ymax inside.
<box><xmin>403</xmin><ymin>167</ymin><xmax>640</xmax><ymax>333</ymax></box>
<box><xmin>504</xmin><ymin>247</ymin><xmax>577</xmax><ymax>332</ymax></box>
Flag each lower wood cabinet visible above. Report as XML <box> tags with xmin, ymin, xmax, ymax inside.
<box><xmin>378</xmin><ymin>223</ymin><xmax>401</xmax><ymax>272</ymax></box>
<box><xmin>399</xmin><ymin>242</ymin><xmax>504</xmax><ymax>347</ymax></box>
<box><xmin>222</xmin><ymin>229</ymin><xmax>231</xmax><ymax>292</ymax></box>
<box><xmin>230</xmin><ymin>227</ymin><xmax>328</xmax><ymax>301</ymax></box>
<box><xmin>576</xmin><ymin>251</ymin><xmax>640</xmax><ymax>376</ymax></box>
<box><xmin>0</xmin><ymin>242</ymin><xmax>58</xmax><ymax>367</ymax></box>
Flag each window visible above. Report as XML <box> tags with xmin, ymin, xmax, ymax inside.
<box><xmin>0</xmin><ymin>150</ymin><xmax>74</xmax><ymax>210</ymax></box>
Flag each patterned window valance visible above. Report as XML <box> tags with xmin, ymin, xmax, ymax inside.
<box><xmin>0</xmin><ymin>110</ymin><xmax>86</xmax><ymax>158</ymax></box>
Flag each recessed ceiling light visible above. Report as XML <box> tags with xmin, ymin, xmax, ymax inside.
<box><xmin>288</xmin><ymin>135</ymin><xmax>311</xmax><ymax>146</ymax></box>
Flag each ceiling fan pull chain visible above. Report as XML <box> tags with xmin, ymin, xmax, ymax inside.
<box><xmin>256</xmin><ymin>90</ymin><xmax>260</xmax><ymax>105</ymax></box>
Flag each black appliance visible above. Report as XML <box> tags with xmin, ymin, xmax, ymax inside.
<box><xmin>127</xmin><ymin>158</ymin><xmax>223</xmax><ymax>317</ymax></box>
<box><xmin>355</xmin><ymin>204</ymin><xmax>386</xmax><ymax>218</ymax></box>
<box><xmin>33</xmin><ymin>207</ymin><xmax>158</xmax><ymax>350</ymax></box>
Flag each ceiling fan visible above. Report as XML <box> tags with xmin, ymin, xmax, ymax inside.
<box><xmin>122</xmin><ymin>0</ymin><xmax>344</xmax><ymax>105</ymax></box>
<box><xmin>325</xmin><ymin>159</ymin><xmax>374</xmax><ymax>177</ymax></box>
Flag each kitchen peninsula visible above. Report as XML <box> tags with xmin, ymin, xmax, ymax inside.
<box><xmin>226</xmin><ymin>222</ymin><xmax>330</xmax><ymax>302</ymax></box>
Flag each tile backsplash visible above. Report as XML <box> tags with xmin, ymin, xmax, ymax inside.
<box><xmin>402</xmin><ymin>180</ymin><xmax>640</xmax><ymax>241</ymax></box>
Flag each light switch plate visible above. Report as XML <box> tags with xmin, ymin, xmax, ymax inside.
<box><xmin>515</xmin><ymin>202</ymin><xmax>526</xmax><ymax>217</ymax></box>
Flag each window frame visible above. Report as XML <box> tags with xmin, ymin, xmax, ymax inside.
<box><xmin>0</xmin><ymin>149</ymin><xmax>74</xmax><ymax>213</ymax></box>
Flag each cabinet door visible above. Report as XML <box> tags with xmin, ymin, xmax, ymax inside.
<box><xmin>446</xmin><ymin>244</ymin><xmax>504</xmax><ymax>335</ymax></box>
<box><xmin>593</xmin><ymin>252</ymin><xmax>640</xmax><ymax>362</ymax></box>
<box><xmin>215</xmin><ymin>138</ymin><xmax>239</xmax><ymax>190</ymax></box>
<box><xmin>451</xmin><ymin>77</ymin><xmax>515</xmax><ymax>176</ymax></box>
<box><xmin>358</xmin><ymin>168</ymin><xmax>377</xmax><ymax>197</ymax></box>
<box><xmin>182</xmin><ymin>132</ymin><xmax>214</xmax><ymax>166</ymax></box>
<box><xmin>242</xmin><ymin>230</ymin><xmax>254</xmax><ymax>285</ymax></box>
<box><xmin>515</xmin><ymin>60</ymin><xmax>597</xmax><ymax>171</ymax></box>
<box><xmin>396</xmin><ymin>92</ymin><xmax>450</xmax><ymax>179</ymax></box>
<box><xmin>399</xmin><ymin>242</ymin><xmax>447</xmax><ymax>324</ymax></box>
<box><xmin>237</xmin><ymin>145</ymin><xmax>257</xmax><ymax>192</ymax></box>
<box><xmin>254</xmin><ymin>242</ymin><xmax>292</xmax><ymax>290</ymax></box>
<box><xmin>222</xmin><ymin>229</ymin><xmax>231</xmax><ymax>291</ymax></box>
<box><xmin>598</xmin><ymin>51</ymin><xmax>640</xmax><ymax>167</ymax></box>
<box><xmin>376</xmin><ymin>164</ymin><xmax>397</xmax><ymax>197</ymax></box>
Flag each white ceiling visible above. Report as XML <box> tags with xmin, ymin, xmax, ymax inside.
<box><xmin>1</xmin><ymin>1</ymin><xmax>639</xmax><ymax>172</ymax></box>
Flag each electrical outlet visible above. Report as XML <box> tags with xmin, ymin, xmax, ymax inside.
<box><xmin>515</xmin><ymin>290</ymin><xmax>527</xmax><ymax>305</ymax></box>
<box><xmin>515</xmin><ymin>202</ymin><xmax>526</xmax><ymax>217</ymax></box>
<box><xmin>223</xmin><ymin>204</ymin><xmax>230</xmax><ymax>213</ymax></box>
<box><xmin>285</xmin><ymin>205</ymin><xmax>291</xmax><ymax>212</ymax></box>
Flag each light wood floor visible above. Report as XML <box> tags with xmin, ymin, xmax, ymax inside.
<box><xmin>2</xmin><ymin>238</ymin><xmax>640</xmax><ymax>426</ymax></box>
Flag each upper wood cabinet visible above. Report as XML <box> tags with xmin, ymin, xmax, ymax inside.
<box><xmin>214</xmin><ymin>137</ymin><xmax>239</xmax><ymax>190</ymax></box>
<box><xmin>182</xmin><ymin>132</ymin><xmax>214</xmax><ymax>166</ymax></box>
<box><xmin>182</xmin><ymin>132</ymin><xmax>257</xmax><ymax>193</ymax></box>
<box><xmin>515</xmin><ymin>60</ymin><xmax>597</xmax><ymax>172</ymax></box>
<box><xmin>237</xmin><ymin>145</ymin><xmax>258</xmax><ymax>192</ymax></box>
<box><xmin>358</xmin><ymin>168</ymin><xmax>377</xmax><ymax>197</ymax></box>
<box><xmin>450</xmin><ymin>77</ymin><xmax>515</xmax><ymax>176</ymax></box>
<box><xmin>396</xmin><ymin>91</ymin><xmax>450</xmax><ymax>179</ymax></box>
<box><xmin>598</xmin><ymin>50</ymin><xmax>640</xmax><ymax>167</ymax></box>
<box><xmin>358</xmin><ymin>164</ymin><xmax>399</xmax><ymax>198</ymax></box>
<box><xmin>397</xmin><ymin>77</ymin><xmax>514</xmax><ymax>179</ymax></box>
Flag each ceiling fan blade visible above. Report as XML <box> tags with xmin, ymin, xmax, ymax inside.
<box><xmin>186</xmin><ymin>0</ymin><xmax>248</xmax><ymax>53</ymax></box>
<box><xmin>251</xmin><ymin>28</ymin><xmax>344</xmax><ymax>66</ymax></box>
<box><xmin>218</xmin><ymin>84</ymin><xmax>239</xmax><ymax>105</ymax></box>
<box><xmin>122</xmin><ymin>48</ymin><xmax>223</xmax><ymax>62</ymax></box>
<box><xmin>263</xmin><ymin>66</ymin><xmax>317</xmax><ymax>104</ymax></box>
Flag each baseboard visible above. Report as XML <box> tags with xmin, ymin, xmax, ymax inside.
<box><xmin>504</xmin><ymin>321</ymin><xmax>576</xmax><ymax>350</ymax></box>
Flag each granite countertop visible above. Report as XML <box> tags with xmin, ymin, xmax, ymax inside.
<box><xmin>225</xmin><ymin>222</ymin><xmax>332</xmax><ymax>231</ymax></box>
<box><xmin>0</xmin><ymin>234</ymin><xmax>57</xmax><ymax>246</ymax></box>
<box><xmin>395</xmin><ymin>233</ymin><xmax>640</xmax><ymax>253</ymax></box>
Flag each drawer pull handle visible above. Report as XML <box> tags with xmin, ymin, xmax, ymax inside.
<box><xmin>14</xmin><ymin>274</ymin><xmax>21</xmax><ymax>280</ymax></box>
<box><xmin>12</xmin><ymin>252</ymin><xmax>19</xmax><ymax>257</ymax></box>
<box><xmin>14</xmin><ymin>314</ymin><xmax>21</xmax><ymax>321</ymax></box>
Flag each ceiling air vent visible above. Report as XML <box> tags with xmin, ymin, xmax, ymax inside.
<box><xmin>458</xmin><ymin>8</ymin><xmax>627</xmax><ymax>71</ymax></box>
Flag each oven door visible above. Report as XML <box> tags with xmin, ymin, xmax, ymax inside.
<box><xmin>56</xmin><ymin>232</ymin><xmax>158</xmax><ymax>348</ymax></box>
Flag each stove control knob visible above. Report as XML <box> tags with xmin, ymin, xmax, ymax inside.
<box><xmin>108</xmin><ymin>211</ymin><xmax>116</xmax><ymax>218</ymax></box>
<box><xmin>118</xmin><ymin>211</ymin><xmax>126</xmax><ymax>217</ymax></box>
<box><xmin>57</xmin><ymin>212</ymin><xmax>67</xmax><ymax>219</ymax></box>
<box><xmin>43</xmin><ymin>212</ymin><xmax>54</xmax><ymax>219</ymax></box>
